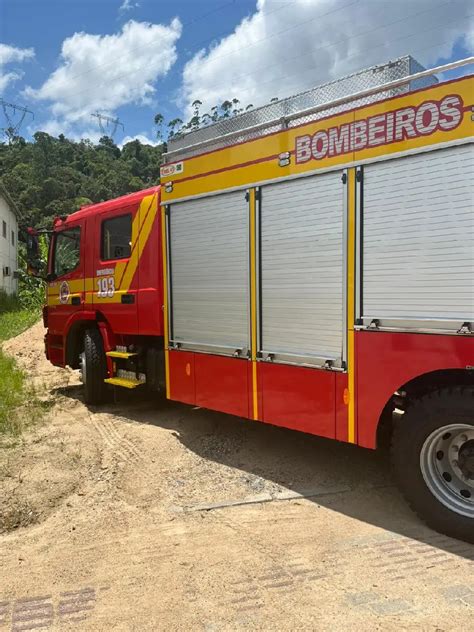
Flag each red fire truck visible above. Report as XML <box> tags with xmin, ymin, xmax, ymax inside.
<box><xmin>27</xmin><ymin>57</ymin><xmax>473</xmax><ymax>542</ymax></box>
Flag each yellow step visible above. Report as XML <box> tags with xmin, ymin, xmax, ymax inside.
<box><xmin>106</xmin><ymin>351</ymin><xmax>138</xmax><ymax>359</ymax></box>
<box><xmin>104</xmin><ymin>377</ymin><xmax>142</xmax><ymax>389</ymax></box>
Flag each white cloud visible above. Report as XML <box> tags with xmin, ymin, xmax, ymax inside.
<box><xmin>25</xmin><ymin>18</ymin><xmax>181</xmax><ymax>131</ymax></box>
<box><xmin>181</xmin><ymin>0</ymin><xmax>474</xmax><ymax>118</ymax></box>
<box><xmin>34</xmin><ymin>117</ymin><xmax>103</xmax><ymax>143</ymax></box>
<box><xmin>0</xmin><ymin>43</ymin><xmax>35</xmax><ymax>94</ymax></box>
<box><xmin>119</xmin><ymin>133</ymin><xmax>160</xmax><ymax>147</ymax></box>
<box><xmin>0</xmin><ymin>43</ymin><xmax>34</xmax><ymax>66</ymax></box>
<box><xmin>119</xmin><ymin>0</ymin><xmax>140</xmax><ymax>13</ymax></box>
<box><xmin>34</xmin><ymin>120</ymin><xmax>158</xmax><ymax>147</ymax></box>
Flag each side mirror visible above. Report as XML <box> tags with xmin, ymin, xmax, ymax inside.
<box><xmin>23</xmin><ymin>228</ymin><xmax>45</xmax><ymax>278</ymax></box>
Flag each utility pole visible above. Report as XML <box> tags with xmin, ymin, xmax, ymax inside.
<box><xmin>0</xmin><ymin>99</ymin><xmax>34</xmax><ymax>142</ymax></box>
<box><xmin>91</xmin><ymin>111</ymin><xmax>124</xmax><ymax>139</ymax></box>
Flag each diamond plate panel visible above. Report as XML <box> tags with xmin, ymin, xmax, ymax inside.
<box><xmin>164</xmin><ymin>55</ymin><xmax>437</xmax><ymax>162</ymax></box>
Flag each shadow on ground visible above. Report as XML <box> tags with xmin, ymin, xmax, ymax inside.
<box><xmin>54</xmin><ymin>383</ymin><xmax>474</xmax><ymax>559</ymax></box>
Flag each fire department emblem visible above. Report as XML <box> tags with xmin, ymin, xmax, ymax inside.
<box><xmin>59</xmin><ymin>281</ymin><xmax>70</xmax><ymax>304</ymax></box>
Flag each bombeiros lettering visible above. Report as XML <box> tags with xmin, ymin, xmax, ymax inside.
<box><xmin>295</xmin><ymin>94</ymin><xmax>464</xmax><ymax>163</ymax></box>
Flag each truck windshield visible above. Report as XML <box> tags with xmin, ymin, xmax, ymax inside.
<box><xmin>53</xmin><ymin>227</ymin><xmax>81</xmax><ymax>277</ymax></box>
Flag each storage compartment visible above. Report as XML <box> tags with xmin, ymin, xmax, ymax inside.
<box><xmin>362</xmin><ymin>144</ymin><xmax>474</xmax><ymax>326</ymax></box>
<box><xmin>194</xmin><ymin>354</ymin><xmax>249</xmax><ymax>418</ymax></box>
<box><xmin>259</xmin><ymin>362</ymin><xmax>336</xmax><ymax>438</ymax></box>
<box><xmin>168</xmin><ymin>190</ymin><xmax>249</xmax><ymax>355</ymax></box>
<box><xmin>260</xmin><ymin>171</ymin><xmax>344</xmax><ymax>366</ymax></box>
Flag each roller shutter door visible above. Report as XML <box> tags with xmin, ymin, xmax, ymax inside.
<box><xmin>260</xmin><ymin>171</ymin><xmax>344</xmax><ymax>363</ymax></box>
<box><xmin>169</xmin><ymin>191</ymin><xmax>249</xmax><ymax>353</ymax></box>
<box><xmin>362</xmin><ymin>144</ymin><xmax>474</xmax><ymax>323</ymax></box>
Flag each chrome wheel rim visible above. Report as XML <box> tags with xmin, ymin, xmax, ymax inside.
<box><xmin>420</xmin><ymin>424</ymin><xmax>474</xmax><ymax>518</ymax></box>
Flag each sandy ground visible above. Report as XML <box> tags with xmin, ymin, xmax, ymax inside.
<box><xmin>0</xmin><ymin>322</ymin><xmax>473</xmax><ymax>631</ymax></box>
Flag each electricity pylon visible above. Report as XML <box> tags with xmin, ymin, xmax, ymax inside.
<box><xmin>0</xmin><ymin>99</ymin><xmax>34</xmax><ymax>142</ymax></box>
<box><xmin>91</xmin><ymin>111</ymin><xmax>124</xmax><ymax>139</ymax></box>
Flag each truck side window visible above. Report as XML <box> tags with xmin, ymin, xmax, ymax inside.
<box><xmin>101</xmin><ymin>214</ymin><xmax>132</xmax><ymax>261</ymax></box>
<box><xmin>54</xmin><ymin>227</ymin><xmax>81</xmax><ymax>277</ymax></box>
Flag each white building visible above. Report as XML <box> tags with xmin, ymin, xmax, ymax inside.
<box><xmin>0</xmin><ymin>183</ymin><xmax>19</xmax><ymax>295</ymax></box>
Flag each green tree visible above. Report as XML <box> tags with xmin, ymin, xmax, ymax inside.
<box><xmin>0</xmin><ymin>130</ymin><xmax>164</xmax><ymax>228</ymax></box>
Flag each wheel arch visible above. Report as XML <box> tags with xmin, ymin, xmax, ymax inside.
<box><xmin>64</xmin><ymin>314</ymin><xmax>96</xmax><ymax>369</ymax></box>
<box><xmin>376</xmin><ymin>368</ymin><xmax>474</xmax><ymax>451</ymax></box>
<box><xmin>64</xmin><ymin>312</ymin><xmax>114</xmax><ymax>369</ymax></box>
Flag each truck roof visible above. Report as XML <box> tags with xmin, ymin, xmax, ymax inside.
<box><xmin>61</xmin><ymin>185</ymin><xmax>160</xmax><ymax>225</ymax></box>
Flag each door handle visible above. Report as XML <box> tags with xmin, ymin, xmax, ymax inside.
<box><xmin>71</xmin><ymin>296</ymin><xmax>81</xmax><ymax>306</ymax></box>
<box><xmin>121</xmin><ymin>294</ymin><xmax>135</xmax><ymax>304</ymax></box>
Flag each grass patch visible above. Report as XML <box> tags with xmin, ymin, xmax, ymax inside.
<box><xmin>0</xmin><ymin>291</ymin><xmax>40</xmax><ymax>342</ymax></box>
<box><xmin>0</xmin><ymin>291</ymin><xmax>42</xmax><ymax>438</ymax></box>
<box><xmin>0</xmin><ymin>309</ymin><xmax>40</xmax><ymax>342</ymax></box>
<box><xmin>0</xmin><ymin>354</ymin><xmax>29</xmax><ymax>436</ymax></box>
<box><xmin>0</xmin><ymin>352</ymin><xmax>48</xmax><ymax>440</ymax></box>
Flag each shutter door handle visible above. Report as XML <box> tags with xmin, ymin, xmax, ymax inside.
<box><xmin>121</xmin><ymin>294</ymin><xmax>135</xmax><ymax>304</ymax></box>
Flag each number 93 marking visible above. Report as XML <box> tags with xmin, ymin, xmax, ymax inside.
<box><xmin>97</xmin><ymin>276</ymin><xmax>115</xmax><ymax>298</ymax></box>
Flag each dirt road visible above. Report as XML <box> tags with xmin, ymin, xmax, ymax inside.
<box><xmin>1</xmin><ymin>323</ymin><xmax>473</xmax><ymax>631</ymax></box>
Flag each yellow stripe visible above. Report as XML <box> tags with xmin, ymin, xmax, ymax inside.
<box><xmin>161</xmin><ymin>206</ymin><xmax>170</xmax><ymax>399</ymax></box>
<box><xmin>347</xmin><ymin>168</ymin><xmax>356</xmax><ymax>444</ymax></box>
<box><xmin>162</xmin><ymin>77</ymin><xmax>473</xmax><ymax>202</ymax></box>
<box><xmin>249</xmin><ymin>189</ymin><xmax>259</xmax><ymax>420</ymax></box>
<box><xmin>47</xmin><ymin>193</ymin><xmax>159</xmax><ymax>307</ymax></box>
<box><xmin>120</xmin><ymin>193</ymin><xmax>158</xmax><ymax>291</ymax></box>
<box><xmin>252</xmin><ymin>361</ymin><xmax>258</xmax><ymax>420</ymax></box>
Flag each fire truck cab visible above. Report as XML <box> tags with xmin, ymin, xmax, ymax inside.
<box><xmin>39</xmin><ymin>186</ymin><xmax>164</xmax><ymax>401</ymax></box>
<box><xmin>27</xmin><ymin>56</ymin><xmax>474</xmax><ymax>543</ymax></box>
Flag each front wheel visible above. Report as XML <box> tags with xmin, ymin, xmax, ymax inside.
<box><xmin>391</xmin><ymin>386</ymin><xmax>474</xmax><ymax>543</ymax></box>
<box><xmin>80</xmin><ymin>328</ymin><xmax>107</xmax><ymax>405</ymax></box>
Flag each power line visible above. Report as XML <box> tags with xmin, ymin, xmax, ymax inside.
<box><xmin>45</xmin><ymin>0</ymin><xmax>247</xmax><ymax>90</ymax></box>
<box><xmin>181</xmin><ymin>0</ymin><xmax>360</xmax><ymax>68</ymax></box>
<box><xmin>205</xmin><ymin>9</ymin><xmax>471</xmax><ymax>106</ymax></box>
<box><xmin>176</xmin><ymin>0</ymin><xmax>304</xmax><ymax>60</ymax></box>
<box><xmin>42</xmin><ymin>0</ymin><xmax>454</xmax><ymax>115</ymax></box>
<box><xmin>46</xmin><ymin>0</ymin><xmax>301</xmax><ymax>91</ymax></box>
<box><xmin>180</xmin><ymin>0</ymin><xmax>455</xmax><ymax>103</ymax></box>
<box><xmin>22</xmin><ymin>1</ymin><xmax>470</xmax><ymax>139</ymax></box>
<box><xmin>33</xmin><ymin>0</ymin><xmax>359</xmax><ymax>109</ymax></box>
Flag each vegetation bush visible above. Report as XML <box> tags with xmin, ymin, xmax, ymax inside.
<box><xmin>0</xmin><ymin>133</ymin><xmax>165</xmax><ymax>229</ymax></box>
<box><xmin>0</xmin><ymin>351</ymin><xmax>27</xmax><ymax>436</ymax></box>
<box><xmin>17</xmin><ymin>239</ymin><xmax>47</xmax><ymax>311</ymax></box>
<box><xmin>0</xmin><ymin>292</ymin><xmax>44</xmax><ymax>438</ymax></box>
<box><xmin>0</xmin><ymin>244</ymin><xmax>45</xmax><ymax>437</ymax></box>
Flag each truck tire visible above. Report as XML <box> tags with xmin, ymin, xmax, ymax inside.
<box><xmin>81</xmin><ymin>328</ymin><xmax>107</xmax><ymax>405</ymax></box>
<box><xmin>391</xmin><ymin>386</ymin><xmax>474</xmax><ymax>543</ymax></box>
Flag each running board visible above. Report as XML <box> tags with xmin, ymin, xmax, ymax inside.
<box><xmin>106</xmin><ymin>351</ymin><xmax>138</xmax><ymax>359</ymax></box>
<box><xmin>104</xmin><ymin>377</ymin><xmax>143</xmax><ymax>389</ymax></box>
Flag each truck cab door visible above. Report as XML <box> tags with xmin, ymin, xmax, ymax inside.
<box><xmin>46</xmin><ymin>221</ymin><xmax>85</xmax><ymax>341</ymax></box>
<box><xmin>91</xmin><ymin>205</ymin><xmax>139</xmax><ymax>334</ymax></box>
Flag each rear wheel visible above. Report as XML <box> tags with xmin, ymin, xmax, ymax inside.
<box><xmin>80</xmin><ymin>328</ymin><xmax>107</xmax><ymax>405</ymax></box>
<box><xmin>391</xmin><ymin>386</ymin><xmax>474</xmax><ymax>543</ymax></box>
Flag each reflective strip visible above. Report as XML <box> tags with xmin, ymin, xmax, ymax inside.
<box><xmin>249</xmin><ymin>188</ymin><xmax>259</xmax><ymax>420</ymax></box>
<box><xmin>161</xmin><ymin>207</ymin><xmax>170</xmax><ymax>399</ymax></box>
<box><xmin>347</xmin><ymin>168</ymin><xmax>356</xmax><ymax>444</ymax></box>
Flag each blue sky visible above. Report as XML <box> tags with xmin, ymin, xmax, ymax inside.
<box><xmin>0</xmin><ymin>0</ymin><xmax>472</xmax><ymax>146</ymax></box>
